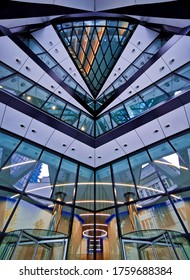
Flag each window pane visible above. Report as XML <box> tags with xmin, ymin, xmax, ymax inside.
<box><xmin>0</xmin><ymin>75</ymin><xmax>33</xmax><ymax>96</ymax></box>
<box><xmin>42</xmin><ymin>96</ymin><xmax>66</xmax><ymax>118</ymax></box>
<box><xmin>21</xmin><ymin>85</ymin><xmax>51</xmax><ymax>108</ymax></box>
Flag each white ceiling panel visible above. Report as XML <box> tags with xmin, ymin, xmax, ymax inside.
<box><xmin>48</xmin><ymin>42</ymin><xmax>69</xmax><ymax>63</ymax></box>
<box><xmin>64</xmin><ymin>139</ymin><xmax>95</xmax><ymax>167</ymax></box>
<box><xmin>135</xmin><ymin>119</ymin><xmax>165</xmax><ymax>146</ymax></box>
<box><xmin>37</xmin><ymin>73</ymin><xmax>60</xmax><ymax>92</ymax></box>
<box><xmin>112</xmin><ymin>57</ymin><xmax>130</xmax><ymax>76</ymax></box>
<box><xmin>19</xmin><ymin>57</ymin><xmax>45</xmax><ymax>82</ymax></box>
<box><xmin>121</xmin><ymin>42</ymin><xmax>142</xmax><ymax>63</ymax></box>
<box><xmin>130</xmin><ymin>73</ymin><xmax>152</xmax><ymax>93</ymax></box>
<box><xmin>1</xmin><ymin>106</ymin><xmax>32</xmax><ymax>136</ymax></box>
<box><xmin>129</xmin><ymin>25</ymin><xmax>158</xmax><ymax>51</ymax></box>
<box><xmin>0</xmin><ymin>36</ymin><xmax>28</xmax><ymax>71</ymax></box>
<box><xmin>55</xmin><ymin>0</ymin><xmax>94</xmax><ymax>11</ymax></box>
<box><xmin>162</xmin><ymin>36</ymin><xmax>190</xmax><ymax>72</ymax></box>
<box><xmin>145</xmin><ymin>57</ymin><xmax>171</xmax><ymax>83</ymax></box>
<box><xmin>53</xmin><ymin>86</ymin><xmax>73</xmax><ymax>101</ymax></box>
<box><xmin>115</xmin><ymin>130</ymin><xmax>144</xmax><ymax>154</ymax></box>
<box><xmin>95</xmin><ymin>140</ymin><xmax>126</xmax><ymax>167</ymax></box>
<box><xmin>119</xmin><ymin>86</ymin><xmax>136</xmax><ymax>101</ymax></box>
<box><xmin>32</xmin><ymin>25</ymin><xmax>60</xmax><ymax>52</ymax></box>
<box><xmin>60</xmin><ymin>57</ymin><xmax>77</xmax><ymax>74</ymax></box>
<box><xmin>46</xmin><ymin>129</ymin><xmax>75</xmax><ymax>154</ymax></box>
<box><xmin>158</xmin><ymin>106</ymin><xmax>189</xmax><ymax>137</ymax></box>
<box><xmin>0</xmin><ymin>103</ymin><xmax>6</xmax><ymax>126</ymax></box>
<box><xmin>25</xmin><ymin>119</ymin><xmax>55</xmax><ymax>146</ymax></box>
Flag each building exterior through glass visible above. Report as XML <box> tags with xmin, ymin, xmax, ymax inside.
<box><xmin>0</xmin><ymin>0</ymin><xmax>190</xmax><ymax>260</ymax></box>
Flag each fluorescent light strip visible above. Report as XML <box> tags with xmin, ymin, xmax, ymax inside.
<box><xmin>82</xmin><ymin>223</ymin><xmax>108</xmax><ymax>227</ymax></box>
<box><xmin>2</xmin><ymin>160</ymin><xmax>36</xmax><ymax>170</ymax></box>
<box><xmin>154</xmin><ymin>160</ymin><xmax>189</xmax><ymax>170</ymax></box>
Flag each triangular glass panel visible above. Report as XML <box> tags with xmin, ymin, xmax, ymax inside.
<box><xmin>54</xmin><ymin>19</ymin><xmax>136</xmax><ymax>97</ymax></box>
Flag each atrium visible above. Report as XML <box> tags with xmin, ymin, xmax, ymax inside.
<box><xmin>0</xmin><ymin>0</ymin><xmax>190</xmax><ymax>260</ymax></box>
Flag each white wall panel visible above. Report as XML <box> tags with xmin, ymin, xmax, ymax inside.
<box><xmin>65</xmin><ymin>139</ymin><xmax>95</xmax><ymax>167</ymax></box>
<box><xmin>121</xmin><ymin>42</ymin><xmax>142</xmax><ymax>63</ymax></box>
<box><xmin>145</xmin><ymin>57</ymin><xmax>171</xmax><ymax>83</ymax></box>
<box><xmin>116</xmin><ymin>130</ymin><xmax>144</xmax><ymax>154</ymax></box>
<box><xmin>46</xmin><ymin>130</ymin><xmax>75</xmax><ymax>154</ymax></box>
<box><xmin>130</xmin><ymin>73</ymin><xmax>152</xmax><ymax>93</ymax></box>
<box><xmin>19</xmin><ymin>57</ymin><xmax>45</xmax><ymax>82</ymax></box>
<box><xmin>32</xmin><ymin>25</ymin><xmax>60</xmax><ymax>52</ymax></box>
<box><xmin>158</xmin><ymin>106</ymin><xmax>189</xmax><ymax>137</ymax></box>
<box><xmin>129</xmin><ymin>25</ymin><xmax>158</xmax><ymax>51</ymax></box>
<box><xmin>135</xmin><ymin>119</ymin><xmax>165</xmax><ymax>146</ymax></box>
<box><xmin>25</xmin><ymin>119</ymin><xmax>55</xmax><ymax>146</ymax></box>
<box><xmin>49</xmin><ymin>42</ymin><xmax>68</xmax><ymax>63</ymax></box>
<box><xmin>1</xmin><ymin>106</ymin><xmax>32</xmax><ymax>137</ymax></box>
<box><xmin>37</xmin><ymin>73</ymin><xmax>60</xmax><ymax>92</ymax></box>
<box><xmin>95</xmin><ymin>140</ymin><xmax>125</xmax><ymax>167</ymax></box>
<box><xmin>0</xmin><ymin>36</ymin><xmax>28</xmax><ymax>71</ymax></box>
<box><xmin>162</xmin><ymin>36</ymin><xmax>190</xmax><ymax>71</ymax></box>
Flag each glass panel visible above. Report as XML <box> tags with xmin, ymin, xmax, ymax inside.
<box><xmin>0</xmin><ymin>74</ymin><xmax>33</xmax><ymax>96</ymax></box>
<box><xmin>129</xmin><ymin>150</ymin><xmax>165</xmax><ymax>199</ymax></box>
<box><xmin>68</xmin><ymin>208</ymin><xmax>94</xmax><ymax>260</ymax></box>
<box><xmin>0</xmin><ymin>63</ymin><xmax>15</xmax><ymax>79</ymax></box>
<box><xmin>124</xmin><ymin>95</ymin><xmax>147</xmax><ymax>118</ymax></box>
<box><xmin>149</xmin><ymin>141</ymin><xmax>190</xmax><ymax>190</ymax></box>
<box><xmin>96</xmin><ymin>166</ymin><xmax>114</xmax><ymax>211</ymax></box>
<box><xmin>21</xmin><ymin>85</ymin><xmax>51</xmax><ymax>108</ymax></box>
<box><xmin>52</xmin><ymin>65</ymin><xmax>67</xmax><ymax>80</ymax></box>
<box><xmin>6</xmin><ymin>196</ymin><xmax>71</xmax><ymax>235</ymax></box>
<box><xmin>53</xmin><ymin>158</ymin><xmax>78</xmax><ymax>204</ymax></box>
<box><xmin>25</xmin><ymin>150</ymin><xmax>61</xmax><ymax>199</ymax></box>
<box><xmin>78</xmin><ymin>114</ymin><xmax>94</xmax><ymax>136</ymax></box>
<box><xmin>38</xmin><ymin>53</ymin><xmax>56</xmax><ymax>68</ymax></box>
<box><xmin>112</xmin><ymin>158</ymin><xmax>138</xmax><ymax>204</ymax></box>
<box><xmin>176</xmin><ymin>63</ymin><xmax>190</xmax><ymax>80</ymax></box>
<box><xmin>0</xmin><ymin>132</ymin><xmax>20</xmax><ymax>168</ymax></box>
<box><xmin>76</xmin><ymin>166</ymin><xmax>94</xmax><ymax>211</ymax></box>
<box><xmin>61</xmin><ymin>104</ymin><xmax>80</xmax><ymax>127</ymax></box>
<box><xmin>41</xmin><ymin>95</ymin><xmax>66</xmax><ymax>118</ymax></box>
<box><xmin>64</xmin><ymin>76</ymin><xmax>77</xmax><ymax>89</ymax></box>
<box><xmin>96</xmin><ymin>114</ymin><xmax>112</xmax><ymax>136</ymax></box>
<box><xmin>156</xmin><ymin>74</ymin><xmax>190</xmax><ymax>97</ymax></box>
<box><xmin>0</xmin><ymin>190</ymin><xmax>20</xmax><ymax>232</ymax></box>
<box><xmin>140</xmin><ymin>85</ymin><xmax>168</xmax><ymax>108</ymax></box>
<box><xmin>122</xmin><ymin>65</ymin><xmax>138</xmax><ymax>80</ymax></box>
<box><xmin>0</xmin><ymin>141</ymin><xmax>41</xmax><ymax>191</ymax></box>
<box><xmin>110</xmin><ymin>104</ymin><xmax>129</xmax><ymax>127</ymax></box>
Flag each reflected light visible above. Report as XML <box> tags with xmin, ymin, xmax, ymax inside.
<box><xmin>83</xmin><ymin>229</ymin><xmax>107</xmax><ymax>238</ymax></box>
<box><xmin>2</xmin><ymin>160</ymin><xmax>36</xmax><ymax>170</ymax></box>
<box><xmin>154</xmin><ymin>159</ymin><xmax>189</xmax><ymax>170</ymax></box>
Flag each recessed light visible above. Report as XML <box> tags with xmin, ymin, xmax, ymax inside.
<box><xmin>160</xmin><ymin>66</ymin><xmax>165</xmax><ymax>71</ymax></box>
<box><xmin>71</xmin><ymin>148</ymin><xmax>75</xmax><ymax>151</ymax></box>
<box><xmin>20</xmin><ymin>124</ymin><xmax>25</xmax><ymax>128</ymax></box>
<box><xmin>115</xmin><ymin>148</ymin><xmax>119</xmax><ymax>151</ymax></box>
<box><xmin>62</xmin><ymin>144</ymin><xmax>67</xmax><ymax>147</ymax></box>
<box><xmin>51</xmin><ymin>85</ymin><xmax>55</xmax><ymax>89</ymax></box>
<box><xmin>58</xmin><ymin>91</ymin><xmax>62</xmax><ymax>94</ymax></box>
<box><xmin>165</xmin><ymin>124</ymin><xmax>170</xmax><ymax>128</ymax></box>
<box><xmin>89</xmin><ymin>156</ymin><xmax>92</xmax><ymax>159</ymax></box>
<box><xmin>153</xmin><ymin>129</ymin><xmax>159</xmax><ymax>134</ymax></box>
<box><xmin>16</xmin><ymin>58</ymin><xmax>21</xmax><ymax>64</ymax></box>
<box><xmin>124</xmin><ymin>144</ymin><xmax>128</xmax><ymax>147</ymax></box>
<box><xmin>31</xmin><ymin>129</ymin><xmax>36</xmax><ymax>133</ymax></box>
<box><xmin>51</xmin><ymin>106</ymin><xmax>56</xmax><ymax>110</ymax></box>
<box><xmin>132</xmin><ymin>48</ymin><xmax>135</xmax><ymax>52</ymax></box>
<box><xmin>98</xmin><ymin>156</ymin><xmax>101</xmax><ymax>159</ymax></box>
<box><xmin>81</xmin><ymin>126</ymin><xmax>85</xmax><ymax>131</ymax></box>
<box><xmin>54</xmin><ymin>48</ymin><xmax>58</xmax><ymax>53</ymax></box>
<box><xmin>26</xmin><ymin>96</ymin><xmax>32</xmax><ymax>100</ymax></box>
<box><xmin>49</xmin><ymin>41</ymin><xmax>53</xmax><ymax>46</ymax></box>
<box><xmin>25</xmin><ymin>66</ymin><xmax>30</xmax><ymax>71</ymax></box>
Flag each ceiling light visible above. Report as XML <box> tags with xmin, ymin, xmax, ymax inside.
<box><xmin>51</xmin><ymin>105</ymin><xmax>56</xmax><ymax>110</ymax></box>
<box><xmin>81</xmin><ymin>126</ymin><xmax>85</xmax><ymax>131</ymax></box>
<box><xmin>26</xmin><ymin>96</ymin><xmax>32</xmax><ymax>100</ymax></box>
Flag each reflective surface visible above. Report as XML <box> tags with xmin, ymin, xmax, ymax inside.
<box><xmin>1</xmin><ymin>129</ymin><xmax>190</xmax><ymax>259</ymax></box>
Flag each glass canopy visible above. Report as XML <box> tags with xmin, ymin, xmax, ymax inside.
<box><xmin>54</xmin><ymin>19</ymin><xmax>136</xmax><ymax>97</ymax></box>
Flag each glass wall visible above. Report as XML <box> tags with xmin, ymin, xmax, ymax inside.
<box><xmin>1</xmin><ymin>129</ymin><xmax>190</xmax><ymax>260</ymax></box>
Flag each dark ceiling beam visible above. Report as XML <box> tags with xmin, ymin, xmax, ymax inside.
<box><xmin>0</xmin><ymin>1</ymin><xmax>86</xmax><ymax>20</ymax></box>
<box><xmin>104</xmin><ymin>1</ymin><xmax>190</xmax><ymax>20</ymax></box>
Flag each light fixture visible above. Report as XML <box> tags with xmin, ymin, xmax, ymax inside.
<box><xmin>26</xmin><ymin>96</ymin><xmax>32</xmax><ymax>101</ymax></box>
<box><xmin>81</xmin><ymin>126</ymin><xmax>85</xmax><ymax>131</ymax></box>
<box><xmin>83</xmin><ymin>229</ymin><xmax>107</xmax><ymax>238</ymax></box>
<box><xmin>51</xmin><ymin>105</ymin><xmax>56</xmax><ymax>110</ymax></box>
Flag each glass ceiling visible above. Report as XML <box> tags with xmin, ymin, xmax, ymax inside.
<box><xmin>54</xmin><ymin>19</ymin><xmax>136</xmax><ymax>97</ymax></box>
